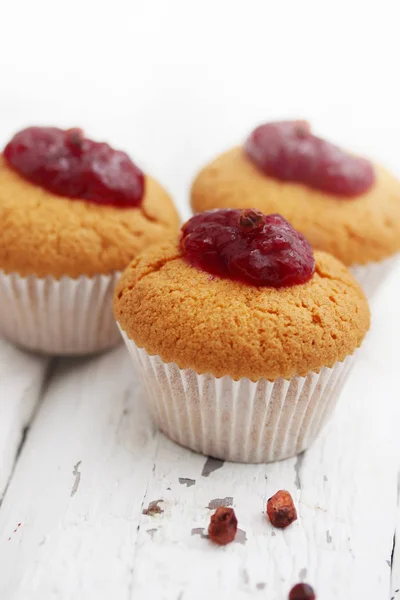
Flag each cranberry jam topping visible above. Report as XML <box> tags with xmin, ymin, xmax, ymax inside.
<box><xmin>245</xmin><ymin>120</ymin><xmax>375</xmax><ymax>197</ymax></box>
<box><xmin>4</xmin><ymin>127</ymin><xmax>144</xmax><ymax>207</ymax></box>
<box><xmin>181</xmin><ymin>209</ymin><xmax>315</xmax><ymax>287</ymax></box>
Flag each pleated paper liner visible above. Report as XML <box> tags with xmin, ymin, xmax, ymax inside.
<box><xmin>0</xmin><ymin>270</ymin><xmax>121</xmax><ymax>355</ymax></box>
<box><xmin>350</xmin><ymin>254</ymin><xmax>399</xmax><ymax>299</ymax></box>
<box><xmin>121</xmin><ymin>330</ymin><xmax>355</xmax><ymax>463</ymax></box>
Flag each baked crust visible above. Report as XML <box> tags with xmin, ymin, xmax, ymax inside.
<box><xmin>114</xmin><ymin>241</ymin><xmax>370</xmax><ymax>381</ymax></box>
<box><xmin>191</xmin><ymin>147</ymin><xmax>400</xmax><ymax>266</ymax></box>
<box><xmin>0</xmin><ymin>156</ymin><xmax>180</xmax><ymax>278</ymax></box>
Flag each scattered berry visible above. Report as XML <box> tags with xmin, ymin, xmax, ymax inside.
<box><xmin>289</xmin><ymin>582</ymin><xmax>316</xmax><ymax>600</ymax></box>
<box><xmin>208</xmin><ymin>506</ymin><xmax>238</xmax><ymax>545</ymax></box>
<box><xmin>267</xmin><ymin>490</ymin><xmax>297</xmax><ymax>528</ymax></box>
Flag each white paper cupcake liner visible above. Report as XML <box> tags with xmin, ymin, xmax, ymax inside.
<box><xmin>350</xmin><ymin>254</ymin><xmax>399</xmax><ymax>299</ymax></box>
<box><xmin>0</xmin><ymin>270</ymin><xmax>121</xmax><ymax>355</ymax></box>
<box><xmin>121</xmin><ymin>331</ymin><xmax>355</xmax><ymax>463</ymax></box>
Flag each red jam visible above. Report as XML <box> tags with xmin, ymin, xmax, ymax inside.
<box><xmin>3</xmin><ymin>127</ymin><xmax>144</xmax><ymax>207</ymax></box>
<box><xmin>181</xmin><ymin>209</ymin><xmax>315</xmax><ymax>287</ymax></box>
<box><xmin>245</xmin><ymin>120</ymin><xmax>375</xmax><ymax>197</ymax></box>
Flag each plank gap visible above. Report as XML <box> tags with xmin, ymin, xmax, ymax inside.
<box><xmin>0</xmin><ymin>357</ymin><xmax>57</xmax><ymax>508</ymax></box>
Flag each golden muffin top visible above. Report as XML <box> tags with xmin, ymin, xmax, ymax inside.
<box><xmin>0</xmin><ymin>156</ymin><xmax>180</xmax><ymax>278</ymax></box>
<box><xmin>114</xmin><ymin>240</ymin><xmax>370</xmax><ymax>381</ymax></box>
<box><xmin>191</xmin><ymin>146</ymin><xmax>400</xmax><ymax>266</ymax></box>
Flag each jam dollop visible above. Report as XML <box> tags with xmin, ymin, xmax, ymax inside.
<box><xmin>245</xmin><ymin>120</ymin><xmax>375</xmax><ymax>197</ymax></box>
<box><xmin>181</xmin><ymin>209</ymin><xmax>315</xmax><ymax>287</ymax></box>
<box><xmin>3</xmin><ymin>127</ymin><xmax>144</xmax><ymax>207</ymax></box>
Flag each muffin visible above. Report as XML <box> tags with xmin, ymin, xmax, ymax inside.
<box><xmin>191</xmin><ymin>121</ymin><xmax>400</xmax><ymax>297</ymax></box>
<box><xmin>114</xmin><ymin>209</ymin><xmax>370</xmax><ymax>463</ymax></box>
<box><xmin>0</xmin><ymin>126</ymin><xmax>179</xmax><ymax>355</ymax></box>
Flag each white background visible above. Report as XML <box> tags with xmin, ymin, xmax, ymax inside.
<box><xmin>1</xmin><ymin>0</ymin><xmax>400</xmax><ymax>219</ymax></box>
<box><xmin>1</xmin><ymin>2</ymin><xmax>400</xmax><ymax>599</ymax></box>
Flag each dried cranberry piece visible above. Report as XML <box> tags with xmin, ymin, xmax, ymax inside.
<box><xmin>4</xmin><ymin>126</ymin><xmax>144</xmax><ymax>208</ymax></box>
<box><xmin>289</xmin><ymin>583</ymin><xmax>316</xmax><ymax>600</ymax></box>
<box><xmin>245</xmin><ymin>120</ymin><xmax>375</xmax><ymax>197</ymax></box>
<box><xmin>208</xmin><ymin>506</ymin><xmax>238</xmax><ymax>545</ymax></box>
<box><xmin>239</xmin><ymin>208</ymin><xmax>264</xmax><ymax>230</ymax></box>
<box><xmin>267</xmin><ymin>490</ymin><xmax>297</xmax><ymax>528</ymax></box>
<box><xmin>181</xmin><ymin>209</ymin><xmax>315</xmax><ymax>288</ymax></box>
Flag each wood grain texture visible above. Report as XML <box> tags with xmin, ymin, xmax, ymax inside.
<box><xmin>0</xmin><ymin>347</ymin><xmax>157</xmax><ymax>599</ymax></box>
<box><xmin>0</xmin><ymin>273</ymin><xmax>398</xmax><ymax>600</ymax></box>
<box><xmin>0</xmin><ymin>339</ymin><xmax>49</xmax><ymax>499</ymax></box>
<box><xmin>391</xmin><ymin>475</ymin><xmax>400</xmax><ymax>600</ymax></box>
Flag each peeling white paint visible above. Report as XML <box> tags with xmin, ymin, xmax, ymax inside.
<box><xmin>0</xmin><ymin>263</ymin><xmax>398</xmax><ymax>600</ymax></box>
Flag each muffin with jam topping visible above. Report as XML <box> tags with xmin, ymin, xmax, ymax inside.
<box><xmin>114</xmin><ymin>209</ymin><xmax>370</xmax><ymax>463</ymax></box>
<box><xmin>0</xmin><ymin>126</ymin><xmax>179</xmax><ymax>355</ymax></box>
<box><xmin>191</xmin><ymin>121</ymin><xmax>400</xmax><ymax>297</ymax></box>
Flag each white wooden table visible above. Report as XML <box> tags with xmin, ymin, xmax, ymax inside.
<box><xmin>1</xmin><ymin>0</ymin><xmax>400</xmax><ymax>596</ymax></box>
<box><xmin>0</xmin><ymin>269</ymin><xmax>399</xmax><ymax>600</ymax></box>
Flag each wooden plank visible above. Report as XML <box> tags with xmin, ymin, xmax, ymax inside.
<box><xmin>0</xmin><ymin>339</ymin><xmax>49</xmax><ymax>499</ymax></box>
<box><xmin>0</xmin><ymin>276</ymin><xmax>398</xmax><ymax>599</ymax></box>
<box><xmin>0</xmin><ymin>345</ymin><xmax>157</xmax><ymax>599</ymax></box>
<box><xmin>391</xmin><ymin>476</ymin><xmax>400</xmax><ymax>599</ymax></box>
